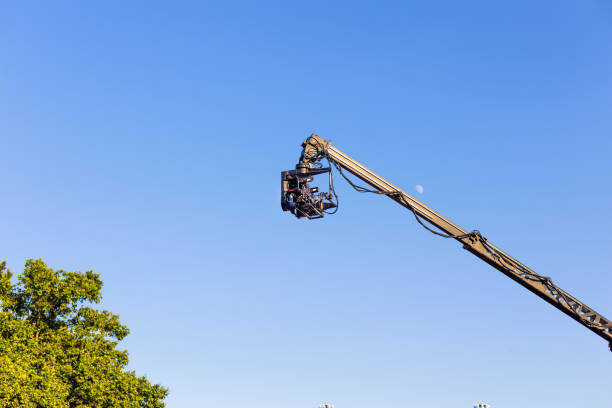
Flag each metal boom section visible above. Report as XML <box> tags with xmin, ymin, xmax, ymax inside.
<box><xmin>297</xmin><ymin>134</ymin><xmax>612</xmax><ymax>351</ymax></box>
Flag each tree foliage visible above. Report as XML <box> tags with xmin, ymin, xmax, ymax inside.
<box><xmin>0</xmin><ymin>259</ymin><xmax>168</xmax><ymax>407</ymax></box>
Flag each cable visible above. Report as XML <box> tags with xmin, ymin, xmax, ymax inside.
<box><xmin>303</xmin><ymin>137</ymin><xmax>611</xmax><ymax>333</ymax></box>
<box><xmin>309</xmin><ymin>137</ymin><xmax>479</xmax><ymax>240</ymax></box>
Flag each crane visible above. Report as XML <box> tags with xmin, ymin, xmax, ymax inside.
<box><xmin>281</xmin><ymin>134</ymin><xmax>612</xmax><ymax>351</ymax></box>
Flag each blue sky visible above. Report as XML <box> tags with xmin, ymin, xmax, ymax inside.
<box><xmin>1</xmin><ymin>2</ymin><xmax>611</xmax><ymax>407</ymax></box>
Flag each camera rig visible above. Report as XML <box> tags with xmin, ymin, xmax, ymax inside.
<box><xmin>280</xmin><ymin>134</ymin><xmax>612</xmax><ymax>351</ymax></box>
<box><xmin>280</xmin><ymin>161</ymin><xmax>336</xmax><ymax>219</ymax></box>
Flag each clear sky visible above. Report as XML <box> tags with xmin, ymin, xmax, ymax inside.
<box><xmin>1</xmin><ymin>2</ymin><xmax>611</xmax><ymax>407</ymax></box>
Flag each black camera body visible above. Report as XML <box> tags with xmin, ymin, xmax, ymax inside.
<box><xmin>281</xmin><ymin>163</ymin><xmax>336</xmax><ymax>219</ymax></box>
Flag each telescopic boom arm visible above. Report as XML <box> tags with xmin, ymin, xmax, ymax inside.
<box><xmin>281</xmin><ymin>134</ymin><xmax>612</xmax><ymax>351</ymax></box>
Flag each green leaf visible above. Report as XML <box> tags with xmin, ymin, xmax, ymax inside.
<box><xmin>0</xmin><ymin>259</ymin><xmax>168</xmax><ymax>407</ymax></box>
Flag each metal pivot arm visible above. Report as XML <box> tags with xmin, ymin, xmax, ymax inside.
<box><xmin>287</xmin><ymin>134</ymin><xmax>612</xmax><ymax>350</ymax></box>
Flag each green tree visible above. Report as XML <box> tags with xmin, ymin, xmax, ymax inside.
<box><xmin>0</xmin><ymin>259</ymin><xmax>168</xmax><ymax>407</ymax></box>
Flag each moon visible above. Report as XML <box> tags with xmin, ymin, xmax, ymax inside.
<box><xmin>415</xmin><ymin>185</ymin><xmax>424</xmax><ymax>194</ymax></box>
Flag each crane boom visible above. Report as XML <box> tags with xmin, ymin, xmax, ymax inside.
<box><xmin>281</xmin><ymin>134</ymin><xmax>612</xmax><ymax>351</ymax></box>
